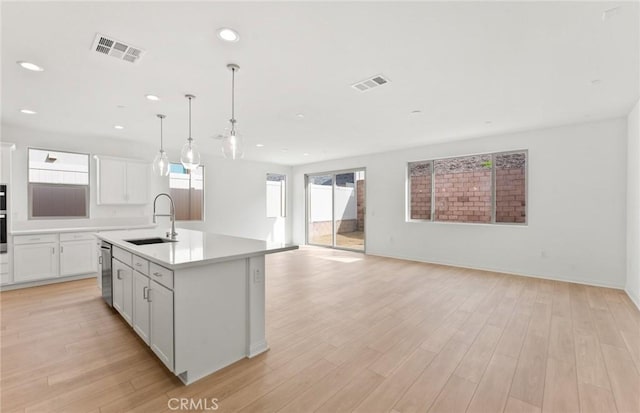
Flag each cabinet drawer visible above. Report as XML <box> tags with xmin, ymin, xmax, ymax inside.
<box><xmin>60</xmin><ymin>232</ymin><xmax>95</xmax><ymax>242</ymax></box>
<box><xmin>113</xmin><ymin>246</ymin><xmax>132</xmax><ymax>267</ymax></box>
<box><xmin>132</xmin><ymin>255</ymin><xmax>149</xmax><ymax>275</ymax></box>
<box><xmin>14</xmin><ymin>234</ymin><xmax>58</xmax><ymax>245</ymax></box>
<box><xmin>149</xmin><ymin>262</ymin><xmax>173</xmax><ymax>290</ymax></box>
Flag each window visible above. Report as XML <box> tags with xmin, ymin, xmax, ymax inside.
<box><xmin>408</xmin><ymin>150</ymin><xmax>527</xmax><ymax>224</ymax></box>
<box><xmin>28</xmin><ymin>148</ymin><xmax>89</xmax><ymax>219</ymax></box>
<box><xmin>169</xmin><ymin>163</ymin><xmax>204</xmax><ymax>221</ymax></box>
<box><xmin>266</xmin><ymin>173</ymin><xmax>286</xmax><ymax>217</ymax></box>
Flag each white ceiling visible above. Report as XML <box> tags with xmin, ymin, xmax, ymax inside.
<box><xmin>2</xmin><ymin>1</ymin><xmax>638</xmax><ymax>166</ymax></box>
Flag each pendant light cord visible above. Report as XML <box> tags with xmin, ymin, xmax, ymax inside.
<box><xmin>230</xmin><ymin>67</ymin><xmax>236</xmax><ymax>133</ymax></box>
<box><xmin>160</xmin><ymin>116</ymin><xmax>164</xmax><ymax>151</ymax></box>
<box><xmin>188</xmin><ymin>96</ymin><xmax>192</xmax><ymax>142</ymax></box>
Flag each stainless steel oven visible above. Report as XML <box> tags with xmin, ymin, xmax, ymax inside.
<box><xmin>0</xmin><ymin>184</ymin><xmax>7</xmax><ymax>253</ymax></box>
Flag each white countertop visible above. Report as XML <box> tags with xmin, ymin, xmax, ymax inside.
<box><xmin>95</xmin><ymin>228</ymin><xmax>298</xmax><ymax>270</ymax></box>
<box><xmin>11</xmin><ymin>224</ymin><xmax>157</xmax><ymax>236</ymax></box>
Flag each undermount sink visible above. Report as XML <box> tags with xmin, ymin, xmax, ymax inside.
<box><xmin>125</xmin><ymin>237</ymin><xmax>178</xmax><ymax>246</ymax></box>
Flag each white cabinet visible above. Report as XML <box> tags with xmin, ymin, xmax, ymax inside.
<box><xmin>1</xmin><ymin>253</ymin><xmax>10</xmax><ymax>285</ymax></box>
<box><xmin>60</xmin><ymin>239</ymin><xmax>96</xmax><ymax>276</ymax></box>
<box><xmin>0</xmin><ymin>142</ymin><xmax>15</xmax><ymax>184</ymax></box>
<box><xmin>10</xmin><ymin>232</ymin><xmax>98</xmax><ymax>287</ymax></box>
<box><xmin>112</xmin><ymin>258</ymin><xmax>133</xmax><ymax>326</ymax></box>
<box><xmin>96</xmin><ymin>240</ymin><xmax>103</xmax><ymax>290</ymax></box>
<box><xmin>133</xmin><ymin>270</ymin><xmax>151</xmax><ymax>345</ymax></box>
<box><xmin>97</xmin><ymin>158</ymin><xmax>126</xmax><ymax>204</ymax></box>
<box><xmin>14</xmin><ymin>242</ymin><xmax>58</xmax><ymax>282</ymax></box>
<box><xmin>96</xmin><ymin>156</ymin><xmax>149</xmax><ymax>205</ymax></box>
<box><xmin>116</xmin><ymin>252</ymin><xmax>174</xmax><ymax>372</ymax></box>
<box><xmin>149</xmin><ymin>279</ymin><xmax>174</xmax><ymax>371</ymax></box>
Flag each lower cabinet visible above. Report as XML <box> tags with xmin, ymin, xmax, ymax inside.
<box><xmin>133</xmin><ymin>271</ymin><xmax>150</xmax><ymax>344</ymax></box>
<box><xmin>60</xmin><ymin>240</ymin><xmax>96</xmax><ymax>276</ymax></box>
<box><xmin>14</xmin><ymin>242</ymin><xmax>58</xmax><ymax>282</ymax></box>
<box><xmin>124</xmin><ymin>254</ymin><xmax>175</xmax><ymax>372</ymax></box>
<box><xmin>11</xmin><ymin>232</ymin><xmax>97</xmax><ymax>286</ymax></box>
<box><xmin>112</xmin><ymin>258</ymin><xmax>133</xmax><ymax>326</ymax></box>
<box><xmin>149</xmin><ymin>280</ymin><xmax>174</xmax><ymax>371</ymax></box>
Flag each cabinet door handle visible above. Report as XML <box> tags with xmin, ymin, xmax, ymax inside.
<box><xmin>51</xmin><ymin>247</ymin><xmax>55</xmax><ymax>255</ymax></box>
<box><xmin>147</xmin><ymin>288</ymin><xmax>152</xmax><ymax>302</ymax></box>
<box><xmin>98</xmin><ymin>256</ymin><xmax>103</xmax><ymax>264</ymax></box>
<box><xmin>116</xmin><ymin>269</ymin><xmax>123</xmax><ymax>280</ymax></box>
<box><xmin>135</xmin><ymin>262</ymin><xmax>142</xmax><ymax>267</ymax></box>
<box><xmin>143</xmin><ymin>286</ymin><xmax>148</xmax><ymax>300</ymax></box>
<box><xmin>153</xmin><ymin>272</ymin><xmax>162</xmax><ymax>277</ymax></box>
<box><xmin>60</xmin><ymin>246</ymin><xmax>64</xmax><ymax>253</ymax></box>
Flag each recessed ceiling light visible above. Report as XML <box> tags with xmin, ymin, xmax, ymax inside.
<box><xmin>145</xmin><ymin>94</ymin><xmax>160</xmax><ymax>101</ymax></box>
<box><xmin>591</xmin><ymin>79</ymin><xmax>602</xmax><ymax>85</ymax></box>
<box><xmin>20</xmin><ymin>109</ymin><xmax>37</xmax><ymax>114</ymax></box>
<box><xmin>217</xmin><ymin>27</ymin><xmax>239</xmax><ymax>42</ymax></box>
<box><xmin>17</xmin><ymin>61</ymin><xmax>44</xmax><ymax>72</ymax></box>
<box><xmin>117</xmin><ymin>105</ymin><xmax>126</xmax><ymax>109</ymax></box>
<box><xmin>281</xmin><ymin>148</ymin><xmax>288</xmax><ymax>152</ymax></box>
<box><xmin>296</xmin><ymin>113</ymin><xmax>305</xmax><ymax>119</ymax></box>
<box><xmin>256</xmin><ymin>144</ymin><xmax>264</xmax><ymax>148</ymax></box>
<box><xmin>114</xmin><ymin>125</ymin><xmax>124</xmax><ymax>130</ymax></box>
<box><xmin>303</xmin><ymin>153</ymin><xmax>309</xmax><ymax>156</ymax></box>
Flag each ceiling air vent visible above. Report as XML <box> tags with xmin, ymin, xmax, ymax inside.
<box><xmin>91</xmin><ymin>33</ymin><xmax>145</xmax><ymax>64</ymax></box>
<box><xmin>351</xmin><ymin>74</ymin><xmax>391</xmax><ymax>92</ymax></box>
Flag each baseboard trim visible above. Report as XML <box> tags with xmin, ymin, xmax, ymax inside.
<box><xmin>625</xmin><ymin>288</ymin><xmax>640</xmax><ymax>311</ymax></box>
<box><xmin>366</xmin><ymin>251</ymin><xmax>625</xmax><ymax>290</ymax></box>
<box><xmin>248</xmin><ymin>340</ymin><xmax>269</xmax><ymax>358</ymax></box>
<box><xmin>0</xmin><ymin>273</ymin><xmax>96</xmax><ymax>291</ymax></box>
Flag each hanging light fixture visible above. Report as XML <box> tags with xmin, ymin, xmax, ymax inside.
<box><xmin>152</xmin><ymin>114</ymin><xmax>170</xmax><ymax>176</ymax></box>
<box><xmin>221</xmin><ymin>63</ymin><xmax>244</xmax><ymax>160</ymax></box>
<box><xmin>180</xmin><ymin>94</ymin><xmax>201</xmax><ymax>170</ymax></box>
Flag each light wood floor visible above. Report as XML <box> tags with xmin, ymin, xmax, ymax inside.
<box><xmin>1</xmin><ymin>246</ymin><xmax>639</xmax><ymax>413</ymax></box>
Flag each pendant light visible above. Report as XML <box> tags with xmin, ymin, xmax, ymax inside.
<box><xmin>152</xmin><ymin>114</ymin><xmax>170</xmax><ymax>176</ymax></box>
<box><xmin>180</xmin><ymin>94</ymin><xmax>201</xmax><ymax>170</ymax></box>
<box><xmin>221</xmin><ymin>63</ymin><xmax>244</xmax><ymax>160</ymax></box>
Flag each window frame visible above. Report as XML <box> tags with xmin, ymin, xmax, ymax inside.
<box><xmin>407</xmin><ymin>149</ymin><xmax>528</xmax><ymax>226</ymax></box>
<box><xmin>266</xmin><ymin>173</ymin><xmax>287</xmax><ymax>218</ymax></box>
<box><xmin>169</xmin><ymin>163</ymin><xmax>205</xmax><ymax>222</ymax></box>
<box><xmin>27</xmin><ymin>147</ymin><xmax>91</xmax><ymax>220</ymax></box>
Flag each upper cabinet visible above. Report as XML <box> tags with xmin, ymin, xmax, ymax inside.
<box><xmin>0</xmin><ymin>142</ymin><xmax>16</xmax><ymax>185</ymax></box>
<box><xmin>95</xmin><ymin>156</ymin><xmax>149</xmax><ymax>205</ymax></box>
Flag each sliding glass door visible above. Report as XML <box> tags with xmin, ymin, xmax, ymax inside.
<box><xmin>306</xmin><ymin>169</ymin><xmax>365</xmax><ymax>251</ymax></box>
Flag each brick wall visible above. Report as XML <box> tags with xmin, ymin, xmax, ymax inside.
<box><xmin>496</xmin><ymin>167</ymin><xmax>526</xmax><ymax>223</ymax></box>
<box><xmin>356</xmin><ymin>179</ymin><xmax>365</xmax><ymax>231</ymax></box>
<box><xmin>410</xmin><ymin>175</ymin><xmax>432</xmax><ymax>220</ymax></box>
<box><xmin>434</xmin><ymin>170</ymin><xmax>492</xmax><ymax>223</ymax></box>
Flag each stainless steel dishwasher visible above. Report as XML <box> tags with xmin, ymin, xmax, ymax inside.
<box><xmin>100</xmin><ymin>241</ymin><xmax>113</xmax><ymax>307</ymax></box>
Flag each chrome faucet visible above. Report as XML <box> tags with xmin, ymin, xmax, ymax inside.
<box><xmin>153</xmin><ymin>193</ymin><xmax>178</xmax><ymax>239</ymax></box>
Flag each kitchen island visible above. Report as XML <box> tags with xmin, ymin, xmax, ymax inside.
<box><xmin>95</xmin><ymin>228</ymin><xmax>297</xmax><ymax>385</ymax></box>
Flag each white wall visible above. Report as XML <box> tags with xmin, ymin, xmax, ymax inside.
<box><xmin>627</xmin><ymin>100</ymin><xmax>640</xmax><ymax>308</ymax></box>
<box><xmin>292</xmin><ymin>118</ymin><xmax>628</xmax><ymax>288</ymax></box>
<box><xmin>176</xmin><ymin>152</ymin><xmax>292</xmax><ymax>243</ymax></box>
<box><xmin>1</xmin><ymin>124</ymin><xmax>292</xmax><ymax>243</ymax></box>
